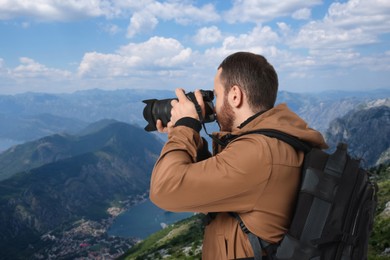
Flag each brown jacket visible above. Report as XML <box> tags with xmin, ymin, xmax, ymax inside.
<box><xmin>150</xmin><ymin>103</ymin><xmax>327</xmax><ymax>259</ymax></box>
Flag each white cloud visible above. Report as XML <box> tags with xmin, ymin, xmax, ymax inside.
<box><xmin>145</xmin><ymin>1</ymin><xmax>219</xmax><ymax>25</ymax></box>
<box><xmin>125</xmin><ymin>1</ymin><xmax>220</xmax><ymax>37</ymax></box>
<box><xmin>292</xmin><ymin>8</ymin><xmax>311</xmax><ymax>20</ymax></box>
<box><xmin>358</xmin><ymin>52</ymin><xmax>390</xmax><ymax>72</ymax></box>
<box><xmin>12</xmin><ymin>57</ymin><xmax>71</xmax><ymax>79</ymax></box>
<box><xmin>309</xmin><ymin>49</ymin><xmax>361</xmax><ymax>68</ymax></box>
<box><xmin>0</xmin><ymin>57</ymin><xmax>74</xmax><ymax>94</ymax></box>
<box><xmin>194</xmin><ymin>26</ymin><xmax>223</xmax><ymax>45</ymax></box>
<box><xmin>0</xmin><ymin>0</ymin><xmax>221</xmax><ymax>38</ymax></box>
<box><xmin>78</xmin><ymin>36</ymin><xmax>192</xmax><ymax>77</ymax></box>
<box><xmin>275</xmin><ymin>0</ymin><xmax>390</xmax><ymax>79</ymax></box>
<box><xmin>326</xmin><ymin>0</ymin><xmax>390</xmax><ymax>33</ymax></box>
<box><xmin>0</xmin><ymin>0</ymin><xmax>118</xmax><ymax>21</ymax></box>
<box><xmin>101</xmin><ymin>23</ymin><xmax>121</xmax><ymax>35</ymax></box>
<box><xmin>291</xmin><ymin>0</ymin><xmax>390</xmax><ymax>49</ymax></box>
<box><xmin>0</xmin><ymin>58</ymin><xmax>7</xmax><ymax>76</ymax></box>
<box><xmin>118</xmin><ymin>37</ymin><xmax>192</xmax><ymax>67</ymax></box>
<box><xmin>0</xmin><ymin>0</ymin><xmax>220</xmax><ymax>28</ymax></box>
<box><xmin>127</xmin><ymin>11</ymin><xmax>158</xmax><ymax>38</ymax></box>
<box><xmin>224</xmin><ymin>0</ymin><xmax>322</xmax><ymax>23</ymax></box>
<box><xmin>0</xmin><ymin>0</ymin><xmax>389</xmax><ymax>94</ymax></box>
<box><xmin>291</xmin><ymin>23</ymin><xmax>376</xmax><ymax>49</ymax></box>
<box><xmin>77</xmin><ymin>52</ymin><xmax>142</xmax><ymax>77</ymax></box>
<box><xmin>211</xmin><ymin>25</ymin><xmax>280</xmax><ymax>56</ymax></box>
<box><xmin>197</xmin><ymin>24</ymin><xmax>288</xmax><ymax>78</ymax></box>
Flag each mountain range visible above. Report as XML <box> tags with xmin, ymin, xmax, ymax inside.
<box><xmin>325</xmin><ymin>104</ymin><xmax>390</xmax><ymax>167</ymax></box>
<box><xmin>1</xmin><ymin>88</ymin><xmax>389</xmax><ymax>151</ymax></box>
<box><xmin>0</xmin><ymin>88</ymin><xmax>172</xmax><ymax>151</ymax></box>
<box><xmin>0</xmin><ymin>120</ymin><xmax>163</xmax><ymax>259</ymax></box>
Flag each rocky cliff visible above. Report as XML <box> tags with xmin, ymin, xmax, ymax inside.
<box><xmin>325</xmin><ymin>102</ymin><xmax>390</xmax><ymax>168</ymax></box>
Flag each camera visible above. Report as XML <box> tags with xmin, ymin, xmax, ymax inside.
<box><xmin>142</xmin><ymin>90</ymin><xmax>215</xmax><ymax>132</ymax></box>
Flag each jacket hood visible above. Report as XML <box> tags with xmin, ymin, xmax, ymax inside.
<box><xmin>217</xmin><ymin>103</ymin><xmax>328</xmax><ymax>149</ymax></box>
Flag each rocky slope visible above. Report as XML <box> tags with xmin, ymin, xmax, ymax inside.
<box><xmin>325</xmin><ymin>103</ymin><xmax>390</xmax><ymax>168</ymax></box>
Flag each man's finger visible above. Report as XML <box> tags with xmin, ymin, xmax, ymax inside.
<box><xmin>194</xmin><ymin>89</ymin><xmax>206</xmax><ymax>117</ymax></box>
<box><xmin>156</xmin><ymin>119</ymin><xmax>168</xmax><ymax>133</ymax></box>
<box><xmin>171</xmin><ymin>99</ymin><xmax>178</xmax><ymax>107</ymax></box>
<box><xmin>175</xmin><ymin>88</ymin><xmax>187</xmax><ymax>102</ymax></box>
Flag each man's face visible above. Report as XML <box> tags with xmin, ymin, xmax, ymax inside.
<box><xmin>214</xmin><ymin>68</ymin><xmax>235</xmax><ymax>132</ymax></box>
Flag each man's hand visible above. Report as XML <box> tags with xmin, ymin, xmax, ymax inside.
<box><xmin>156</xmin><ymin>119</ymin><xmax>172</xmax><ymax>133</ymax></box>
<box><xmin>170</xmin><ymin>88</ymin><xmax>205</xmax><ymax>125</ymax></box>
<box><xmin>155</xmin><ymin>88</ymin><xmax>205</xmax><ymax>134</ymax></box>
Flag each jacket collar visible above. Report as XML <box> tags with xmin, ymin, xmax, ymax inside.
<box><xmin>238</xmin><ymin>109</ymin><xmax>268</xmax><ymax>129</ymax></box>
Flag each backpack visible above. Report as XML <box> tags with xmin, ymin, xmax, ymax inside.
<box><xmin>228</xmin><ymin>129</ymin><xmax>378</xmax><ymax>260</ymax></box>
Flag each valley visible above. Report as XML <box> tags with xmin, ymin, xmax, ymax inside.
<box><xmin>34</xmin><ymin>193</ymin><xmax>149</xmax><ymax>259</ymax></box>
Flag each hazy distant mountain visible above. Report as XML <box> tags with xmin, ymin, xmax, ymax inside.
<box><xmin>0</xmin><ymin>88</ymin><xmax>389</xmax><ymax>152</ymax></box>
<box><xmin>0</xmin><ymin>112</ymin><xmax>87</xmax><ymax>139</ymax></box>
<box><xmin>0</xmin><ymin>121</ymin><xmax>163</xmax><ymax>258</ymax></box>
<box><xmin>0</xmin><ymin>89</ymin><xmax>172</xmax><ymax>151</ymax></box>
<box><xmin>325</xmin><ymin>102</ymin><xmax>390</xmax><ymax>168</ymax></box>
<box><xmin>0</xmin><ymin>113</ymin><xmax>88</xmax><ymax>151</ymax></box>
<box><xmin>0</xmin><ymin>88</ymin><xmax>173</xmax><ymax>126</ymax></box>
<box><xmin>276</xmin><ymin>89</ymin><xmax>390</xmax><ymax>133</ymax></box>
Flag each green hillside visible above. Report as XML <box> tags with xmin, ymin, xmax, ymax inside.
<box><xmin>369</xmin><ymin>164</ymin><xmax>390</xmax><ymax>260</ymax></box>
<box><xmin>119</xmin><ymin>214</ymin><xmax>204</xmax><ymax>260</ymax></box>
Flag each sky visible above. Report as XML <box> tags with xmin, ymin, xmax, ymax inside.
<box><xmin>0</xmin><ymin>0</ymin><xmax>389</xmax><ymax>95</ymax></box>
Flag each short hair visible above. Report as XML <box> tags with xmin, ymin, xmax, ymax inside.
<box><xmin>218</xmin><ymin>52</ymin><xmax>278</xmax><ymax>111</ymax></box>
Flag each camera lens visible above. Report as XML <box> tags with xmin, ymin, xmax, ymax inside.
<box><xmin>142</xmin><ymin>90</ymin><xmax>215</xmax><ymax>132</ymax></box>
<box><xmin>143</xmin><ymin>98</ymin><xmax>174</xmax><ymax>132</ymax></box>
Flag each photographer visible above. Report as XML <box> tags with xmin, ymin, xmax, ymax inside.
<box><xmin>150</xmin><ymin>52</ymin><xmax>327</xmax><ymax>259</ymax></box>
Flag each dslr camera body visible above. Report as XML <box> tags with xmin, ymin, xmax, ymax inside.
<box><xmin>143</xmin><ymin>90</ymin><xmax>215</xmax><ymax>132</ymax></box>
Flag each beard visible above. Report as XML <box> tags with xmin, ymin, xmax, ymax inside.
<box><xmin>217</xmin><ymin>95</ymin><xmax>235</xmax><ymax>132</ymax></box>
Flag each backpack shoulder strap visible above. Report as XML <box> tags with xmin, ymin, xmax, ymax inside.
<box><xmin>229</xmin><ymin>212</ymin><xmax>275</xmax><ymax>260</ymax></box>
<box><xmin>241</xmin><ymin>129</ymin><xmax>312</xmax><ymax>153</ymax></box>
<box><xmin>228</xmin><ymin>129</ymin><xmax>312</xmax><ymax>260</ymax></box>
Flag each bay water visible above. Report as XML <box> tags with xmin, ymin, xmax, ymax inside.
<box><xmin>108</xmin><ymin>199</ymin><xmax>192</xmax><ymax>239</ymax></box>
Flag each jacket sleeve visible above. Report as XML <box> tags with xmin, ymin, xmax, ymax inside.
<box><xmin>149</xmin><ymin>125</ymin><xmax>272</xmax><ymax>213</ymax></box>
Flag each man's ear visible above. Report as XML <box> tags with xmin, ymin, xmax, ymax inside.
<box><xmin>229</xmin><ymin>85</ymin><xmax>244</xmax><ymax>108</ymax></box>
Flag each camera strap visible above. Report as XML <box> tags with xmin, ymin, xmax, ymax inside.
<box><xmin>186</xmin><ymin>92</ymin><xmax>204</xmax><ymax>123</ymax></box>
<box><xmin>186</xmin><ymin>92</ymin><xmax>227</xmax><ymax>147</ymax></box>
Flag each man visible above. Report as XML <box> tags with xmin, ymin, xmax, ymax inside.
<box><xmin>150</xmin><ymin>52</ymin><xmax>327</xmax><ymax>259</ymax></box>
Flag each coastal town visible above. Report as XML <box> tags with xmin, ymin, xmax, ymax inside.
<box><xmin>33</xmin><ymin>193</ymin><xmax>148</xmax><ymax>259</ymax></box>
